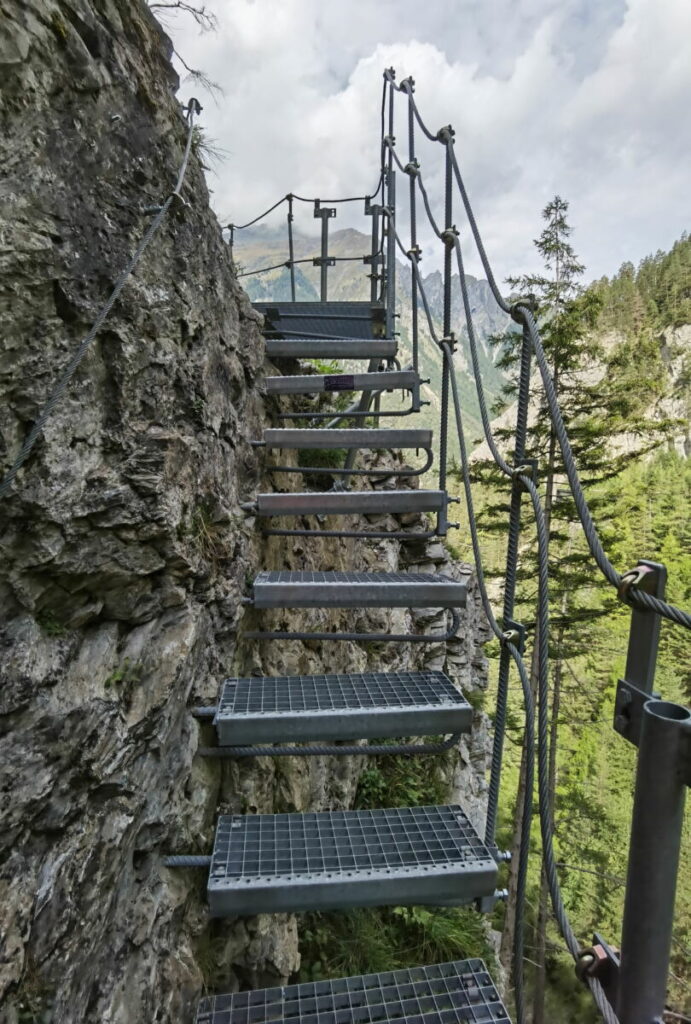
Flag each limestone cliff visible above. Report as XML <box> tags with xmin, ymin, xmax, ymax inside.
<box><xmin>0</xmin><ymin>3</ymin><xmax>493</xmax><ymax>1022</ymax></box>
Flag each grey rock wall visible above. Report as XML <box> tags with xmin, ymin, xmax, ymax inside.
<box><xmin>0</xmin><ymin>3</ymin><xmax>493</xmax><ymax>1022</ymax></box>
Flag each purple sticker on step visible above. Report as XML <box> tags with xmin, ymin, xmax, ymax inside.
<box><xmin>325</xmin><ymin>375</ymin><xmax>355</xmax><ymax>391</ymax></box>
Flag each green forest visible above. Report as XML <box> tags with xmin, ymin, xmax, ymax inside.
<box><xmin>297</xmin><ymin>223</ymin><xmax>690</xmax><ymax>1022</ymax></box>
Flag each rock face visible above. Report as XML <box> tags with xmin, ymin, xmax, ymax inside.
<box><xmin>0</xmin><ymin>3</ymin><xmax>493</xmax><ymax>1022</ymax></box>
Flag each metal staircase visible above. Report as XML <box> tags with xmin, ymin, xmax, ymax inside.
<box><xmin>171</xmin><ymin>83</ymin><xmax>510</xmax><ymax>1024</ymax></box>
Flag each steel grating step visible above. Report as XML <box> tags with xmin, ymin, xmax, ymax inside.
<box><xmin>196</xmin><ymin>958</ymin><xmax>512</xmax><ymax>1024</ymax></box>
<box><xmin>265</xmin><ymin>370</ymin><xmax>418</xmax><ymax>397</ymax></box>
<box><xmin>266</xmin><ymin>338</ymin><xmax>397</xmax><ymax>359</ymax></box>
<box><xmin>255</xmin><ymin>489</ymin><xmax>446</xmax><ymax>517</ymax></box>
<box><xmin>207</xmin><ymin>805</ymin><xmax>497</xmax><ymax>915</ymax></box>
<box><xmin>215</xmin><ymin>670</ymin><xmax>472</xmax><ymax>745</ymax></box>
<box><xmin>264</xmin><ymin>428</ymin><xmax>432</xmax><ymax>450</ymax></box>
<box><xmin>251</xmin><ymin>571</ymin><xmax>467</xmax><ymax>609</ymax></box>
<box><xmin>255</xmin><ymin>300</ymin><xmax>385</xmax><ymax>340</ymax></box>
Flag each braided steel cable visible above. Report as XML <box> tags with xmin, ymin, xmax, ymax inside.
<box><xmin>0</xmin><ymin>100</ymin><xmax>201</xmax><ymax>501</ymax></box>
<box><xmin>516</xmin><ymin>305</ymin><xmax>691</xmax><ymax>630</ymax></box>
<box><xmin>228</xmin><ymin>194</ymin><xmax>288</xmax><ymax>231</ymax></box>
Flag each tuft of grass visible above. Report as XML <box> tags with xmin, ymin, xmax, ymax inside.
<box><xmin>104</xmin><ymin>658</ymin><xmax>142</xmax><ymax>690</ymax></box>
<box><xmin>36</xmin><ymin>612</ymin><xmax>66</xmax><ymax>636</ymax></box>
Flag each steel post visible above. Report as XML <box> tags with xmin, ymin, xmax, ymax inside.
<box><xmin>370</xmin><ymin>204</ymin><xmax>380</xmax><ymax>304</ymax></box>
<box><xmin>313</xmin><ymin>201</ymin><xmax>335</xmax><ymax>302</ymax></box>
<box><xmin>287</xmin><ymin>194</ymin><xmax>296</xmax><ymax>301</ymax></box>
<box><xmin>617</xmin><ymin>699</ymin><xmax>691</xmax><ymax>1023</ymax></box>
<box><xmin>438</xmin><ymin>142</ymin><xmax>453</xmax><ymax>498</ymax></box>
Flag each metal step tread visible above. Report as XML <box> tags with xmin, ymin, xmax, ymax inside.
<box><xmin>264</xmin><ymin>428</ymin><xmax>432</xmax><ymax>450</ymax></box>
<box><xmin>266</xmin><ymin>339</ymin><xmax>396</xmax><ymax>359</ymax></box>
<box><xmin>255</xmin><ymin>489</ymin><xmax>446</xmax><ymax>517</ymax></box>
<box><xmin>215</xmin><ymin>670</ymin><xmax>472</xmax><ymax>744</ymax></box>
<box><xmin>207</xmin><ymin>805</ymin><xmax>497</xmax><ymax>915</ymax></box>
<box><xmin>196</xmin><ymin>958</ymin><xmax>512</xmax><ymax>1024</ymax></box>
<box><xmin>251</xmin><ymin>571</ymin><xmax>467</xmax><ymax>609</ymax></box>
<box><xmin>255</xmin><ymin>301</ymin><xmax>385</xmax><ymax>341</ymax></box>
<box><xmin>266</xmin><ymin>338</ymin><xmax>397</xmax><ymax>359</ymax></box>
<box><xmin>265</xmin><ymin>370</ymin><xmax>418</xmax><ymax>396</ymax></box>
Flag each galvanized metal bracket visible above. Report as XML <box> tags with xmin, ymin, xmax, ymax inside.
<box><xmin>576</xmin><ymin>933</ymin><xmax>620</xmax><ymax>1008</ymax></box>
<box><xmin>614</xmin><ymin>679</ymin><xmax>661</xmax><ymax>748</ymax></box>
<box><xmin>502</xmin><ymin>619</ymin><xmax>526</xmax><ymax>654</ymax></box>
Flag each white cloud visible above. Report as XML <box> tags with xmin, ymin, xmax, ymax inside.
<box><xmin>163</xmin><ymin>0</ymin><xmax>691</xmax><ymax>283</ymax></box>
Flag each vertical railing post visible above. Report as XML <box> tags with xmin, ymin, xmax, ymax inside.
<box><xmin>313</xmin><ymin>200</ymin><xmax>336</xmax><ymax>302</ymax></box>
<box><xmin>404</xmin><ymin>79</ymin><xmax>419</xmax><ymax>375</ymax></box>
<box><xmin>484</xmin><ymin>323</ymin><xmax>533</xmax><ymax>848</ymax></box>
<box><xmin>617</xmin><ymin>697</ymin><xmax>690</xmax><ymax>1023</ymax></box>
<box><xmin>608</xmin><ymin>561</ymin><xmax>691</xmax><ymax>1022</ymax></box>
<box><xmin>438</xmin><ymin>132</ymin><xmax>454</xmax><ymax>497</ymax></box>
<box><xmin>384</xmin><ymin>74</ymin><xmax>396</xmax><ymax>340</ymax></box>
<box><xmin>366</xmin><ymin>198</ymin><xmax>382</xmax><ymax>305</ymax></box>
<box><xmin>287</xmin><ymin>193</ymin><xmax>296</xmax><ymax>302</ymax></box>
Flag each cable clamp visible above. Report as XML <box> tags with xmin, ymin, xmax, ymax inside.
<box><xmin>440</xmin><ymin>226</ymin><xmax>459</xmax><ymax>248</ymax></box>
<box><xmin>501</xmin><ymin>618</ymin><xmax>526</xmax><ymax>654</ymax></box>
<box><xmin>436</xmin><ymin>124</ymin><xmax>455</xmax><ymax>144</ymax></box>
<box><xmin>512</xmin><ymin>459</ymin><xmax>538</xmax><ymax>485</ymax></box>
<box><xmin>384</xmin><ymin>133</ymin><xmax>396</xmax><ymax>149</ymax></box>
<box><xmin>406</xmin><ymin>244</ymin><xmax>422</xmax><ymax>262</ymax></box>
<box><xmin>168</xmin><ymin>189</ymin><xmax>189</xmax><ymax>208</ymax></box>
<box><xmin>403</xmin><ymin>159</ymin><xmax>420</xmax><ymax>177</ymax></box>
<box><xmin>400</xmin><ymin>76</ymin><xmax>415</xmax><ymax>92</ymax></box>
<box><xmin>185</xmin><ymin>97</ymin><xmax>203</xmax><ymax>117</ymax></box>
<box><xmin>438</xmin><ymin>333</ymin><xmax>456</xmax><ymax>352</ymax></box>
<box><xmin>617</xmin><ymin>563</ymin><xmax>656</xmax><ymax>604</ymax></box>
<box><xmin>384</xmin><ymin>67</ymin><xmax>396</xmax><ymax>82</ymax></box>
<box><xmin>510</xmin><ymin>294</ymin><xmax>538</xmax><ymax>323</ymax></box>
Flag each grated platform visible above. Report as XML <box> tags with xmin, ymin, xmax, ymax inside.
<box><xmin>265</xmin><ymin>370</ymin><xmax>418</xmax><ymax>396</ymax></box>
<box><xmin>266</xmin><ymin>338</ymin><xmax>397</xmax><ymax>359</ymax></box>
<box><xmin>207</xmin><ymin>805</ymin><xmax>497</xmax><ymax>915</ymax></box>
<box><xmin>255</xmin><ymin>489</ymin><xmax>446</xmax><ymax>517</ymax></box>
<box><xmin>251</xmin><ymin>571</ymin><xmax>467</xmax><ymax>609</ymax></box>
<box><xmin>214</xmin><ymin>670</ymin><xmax>472</xmax><ymax>745</ymax></box>
<box><xmin>196</xmin><ymin>959</ymin><xmax>512</xmax><ymax>1024</ymax></box>
<box><xmin>263</xmin><ymin>428</ymin><xmax>432</xmax><ymax>450</ymax></box>
<box><xmin>255</xmin><ymin>300</ymin><xmax>385</xmax><ymax>340</ymax></box>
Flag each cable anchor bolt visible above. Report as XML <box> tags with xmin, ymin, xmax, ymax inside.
<box><xmin>185</xmin><ymin>97</ymin><xmax>203</xmax><ymax>117</ymax></box>
<box><xmin>440</xmin><ymin>226</ymin><xmax>459</xmax><ymax>248</ymax></box>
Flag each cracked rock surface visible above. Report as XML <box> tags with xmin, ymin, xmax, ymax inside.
<box><xmin>0</xmin><ymin>2</ymin><xmax>494</xmax><ymax>1021</ymax></box>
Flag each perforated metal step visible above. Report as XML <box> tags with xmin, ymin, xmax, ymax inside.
<box><xmin>251</xmin><ymin>571</ymin><xmax>467</xmax><ymax>609</ymax></box>
<box><xmin>266</xmin><ymin>338</ymin><xmax>397</xmax><ymax>359</ymax></box>
<box><xmin>207</xmin><ymin>805</ymin><xmax>497</xmax><ymax>915</ymax></box>
<box><xmin>196</xmin><ymin>959</ymin><xmax>512</xmax><ymax>1024</ymax></box>
<box><xmin>265</xmin><ymin>370</ymin><xmax>419</xmax><ymax>397</ymax></box>
<box><xmin>255</xmin><ymin>300</ymin><xmax>385</xmax><ymax>340</ymax></box>
<box><xmin>264</xmin><ymin>428</ymin><xmax>432</xmax><ymax>450</ymax></box>
<box><xmin>215</xmin><ymin>670</ymin><xmax>472</xmax><ymax>745</ymax></box>
<box><xmin>255</xmin><ymin>489</ymin><xmax>446</xmax><ymax>517</ymax></box>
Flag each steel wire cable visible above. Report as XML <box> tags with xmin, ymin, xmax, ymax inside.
<box><xmin>396</xmin><ymin>222</ymin><xmax>616</xmax><ymax>1021</ymax></box>
<box><xmin>0</xmin><ymin>101</ymin><xmax>201</xmax><ymax>501</ymax></box>
<box><xmin>228</xmin><ymin>194</ymin><xmax>288</xmax><ymax>231</ymax></box>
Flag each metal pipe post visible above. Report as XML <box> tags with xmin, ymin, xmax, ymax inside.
<box><xmin>385</xmin><ymin>77</ymin><xmax>396</xmax><ymax>339</ymax></box>
<box><xmin>438</xmin><ymin>142</ymin><xmax>453</xmax><ymax>495</ymax></box>
<box><xmin>617</xmin><ymin>699</ymin><xmax>690</xmax><ymax>1023</ymax></box>
<box><xmin>369</xmin><ymin>204</ymin><xmax>380</xmax><ymax>304</ymax></box>
<box><xmin>313</xmin><ymin>201</ymin><xmax>335</xmax><ymax>302</ymax></box>
<box><xmin>407</xmin><ymin>86</ymin><xmax>419</xmax><ymax>374</ymax></box>
<box><xmin>287</xmin><ymin>194</ymin><xmax>296</xmax><ymax>301</ymax></box>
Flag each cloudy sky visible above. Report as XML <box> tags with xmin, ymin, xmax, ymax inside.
<box><xmin>162</xmin><ymin>0</ymin><xmax>690</xmax><ymax>284</ymax></box>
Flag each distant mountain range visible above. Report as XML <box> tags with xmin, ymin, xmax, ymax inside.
<box><xmin>234</xmin><ymin>224</ymin><xmax>511</xmax><ymax>456</ymax></box>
